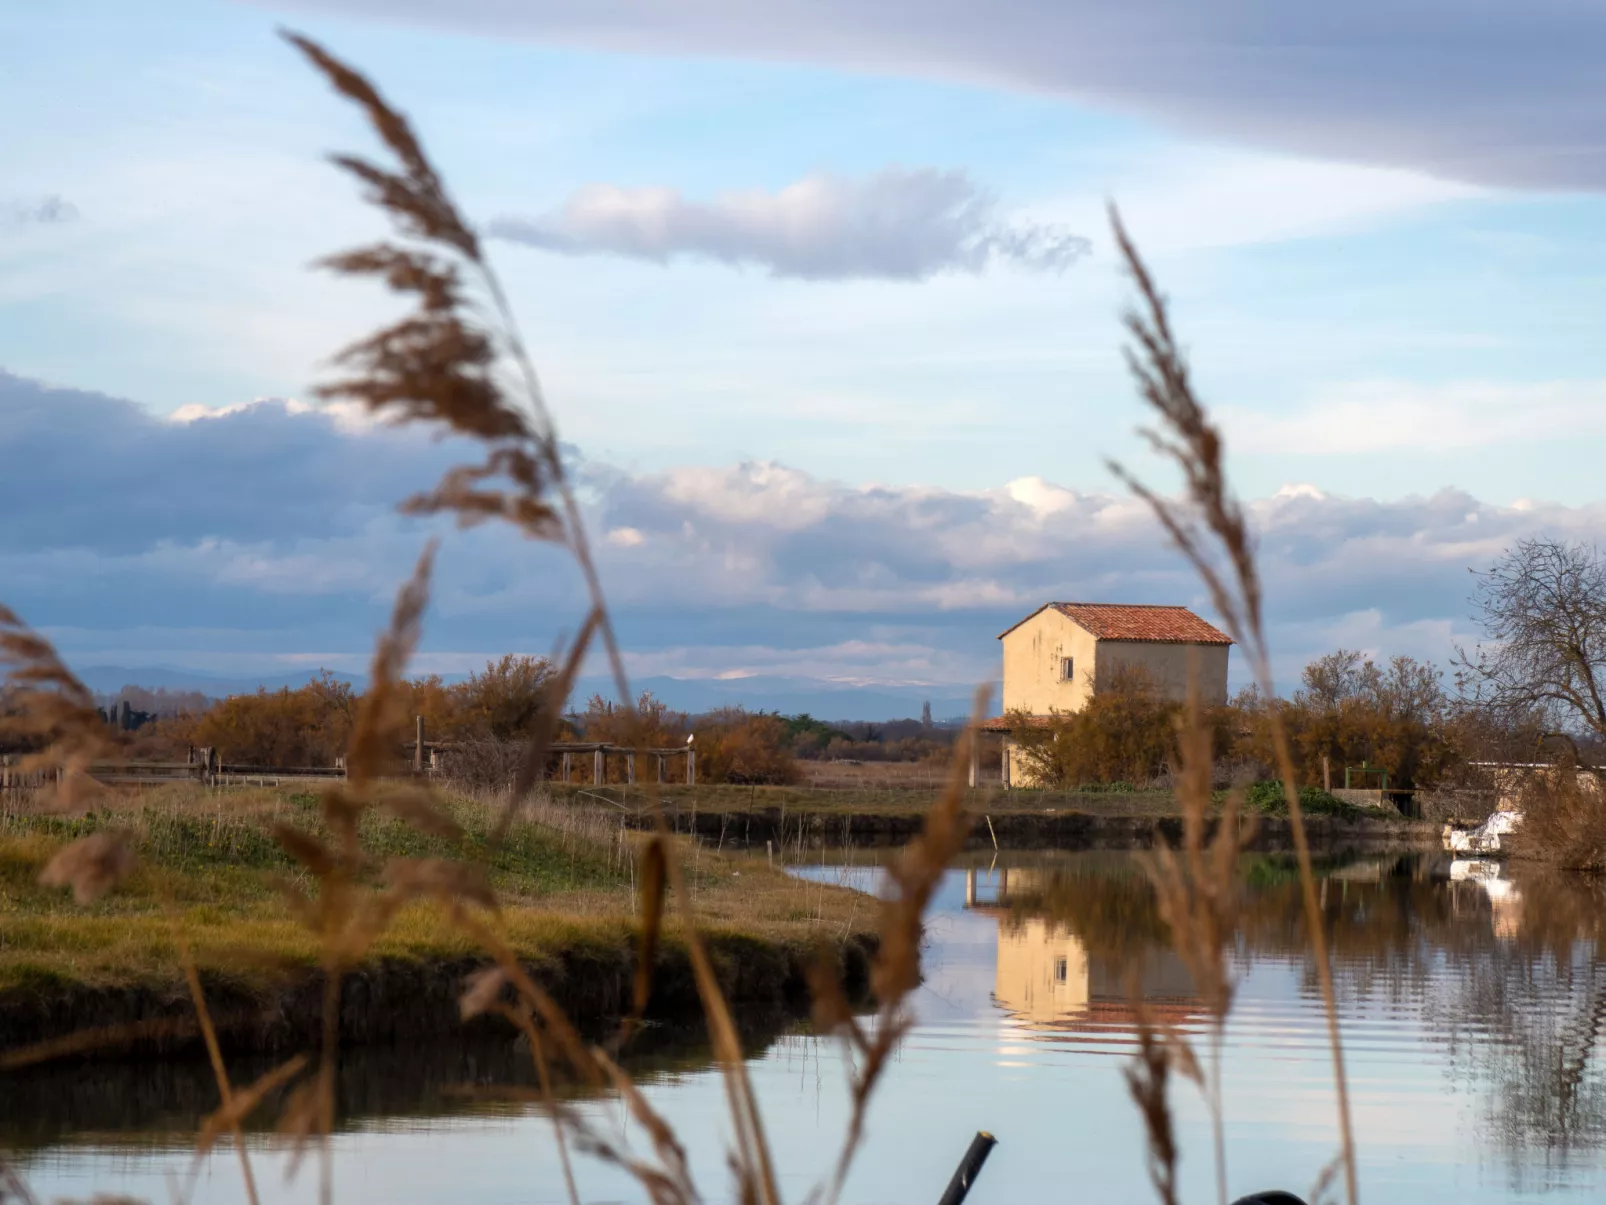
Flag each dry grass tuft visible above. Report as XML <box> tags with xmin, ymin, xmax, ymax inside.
<box><xmin>1508</xmin><ymin>764</ymin><xmax>1606</xmax><ymax>870</ymax></box>
<box><xmin>0</xmin><ymin>605</ymin><xmax>113</xmax><ymax>807</ymax></box>
<box><xmin>38</xmin><ymin>829</ymin><xmax>137</xmax><ymax>905</ymax></box>
<box><xmin>348</xmin><ymin>541</ymin><xmax>436</xmax><ymax>789</ymax></box>
<box><xmin>1108</xmin><ymin>207</ymin><xmax>1357</xmax><ymax>1205</ymax></box>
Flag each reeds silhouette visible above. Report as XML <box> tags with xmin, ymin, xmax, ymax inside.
<box><xmin>0</xmin><ymin>40</ymin><xmax>1356</xmax><ymax>1205</ymax></box>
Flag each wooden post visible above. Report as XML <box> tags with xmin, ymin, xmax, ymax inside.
<box><xmin>562</xmin><ymin>752</ymin><xmax>572</xmax><ymax>782</ymax></box>
<box><xmin>414</xmin><ymin>715</ymin><xmax>425</xmax><ymax>773</ymax></box>
<box><xmin>937</xmin><ymin>1131</ymin><xmax>997</xmax><ymax>1205</ymax></box>
<box><xmin>593</xmin><ymin>747</ymin><xmax>604</xmax><ymax>785</ymax></box>
<box><xmin>686</xmin><ymin>749</ymin><xmax>695</xmax><ymax>786</ymax></box>
<box><xmin>968</xmin><ymin>737</ymin><xmax>979</xmax><ymax>789</ymax></box>
<box><xmin>1001</xmin><ymin>739</ymin><xmax>1010</xmax><ymax>790</ymax></box>
<box><xmin>1322</xmin><ymin>755</ymin><xmax>1331</xmax><ymax>792</ymax></box>
<box><xmin>656</xmin><ymin>754</ymin><xmax>664</xmax><ymax>784</ymax></box>
<box><xmin>965</xmin><ymin>867</ymin><xmax>977</xmax><ymax>908</ymax></box>
<box><xmin>627</xmin><ymin>753</ymin><xmax>636</xmax><ymax>786</ymax></box>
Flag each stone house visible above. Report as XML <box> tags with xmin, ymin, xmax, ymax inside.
<box><xmin>984</xmin><ymin>602</ymin><xmax>1233</xmax><ymax>787</ymax></box>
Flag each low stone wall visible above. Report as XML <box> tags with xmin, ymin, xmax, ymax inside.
<box><xmin>637</xmin><ymin>806</ymin><xmax>1435</xmax><ymax>852</ymax></box>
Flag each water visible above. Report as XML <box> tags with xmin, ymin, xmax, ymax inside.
<box><xmin>8</xmin><ymin>851</ymin><xmax>1606</xmax><ymax>1203</ymax></box>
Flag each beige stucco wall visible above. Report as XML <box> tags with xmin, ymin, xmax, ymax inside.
<box><xmin>999</xmin><ymin>607</ymin><xmax>1100</xmax><ymax>714</ymax></box>
<box><xmin>1093</xmin><ymin>640</ymin><xmax>1230</xmax><ymax>706</ymax></box>
<box><xmin>1000</xmin><ymin>610</ymin><xmax>1230</xmax><ymax>717</ymax></box>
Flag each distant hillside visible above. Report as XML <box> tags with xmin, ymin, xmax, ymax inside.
<box><xmin>70</xmin><ymin>664</ymin><xmax>979</xmax><ymax>725</ymax></box>
<box><xmin>586</xmin><ymin>675</ymin><xmax>980</xmax><ymax>724</ymax></box>
<box><xmin>73</xmin><ymin>665</ymin><xmax>366</xmax><ymax>699</ymax></box>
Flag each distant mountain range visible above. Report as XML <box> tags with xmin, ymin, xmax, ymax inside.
<box><xmin>591</xmin><ymin>675</ymin><xmax>980</xmax><ymax>723</ymax></box>
<box><xmin>73</xmin><ymin>665</ymin><xmax>981</xmax><ymax>723</ymax></box>
<box><xmin>75</xmin><ymin>665</ymin><xmax>366</xmax><ymax>697</ymax></box>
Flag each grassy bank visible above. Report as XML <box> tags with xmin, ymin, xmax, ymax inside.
<box><xmin>0</xmin><ymin>785</ymin><xmax>874</xmax><ymax>1059</ymax></box>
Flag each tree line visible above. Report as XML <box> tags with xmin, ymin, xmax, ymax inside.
<box><xmin>11</xmin><ymin>536</ymin><xmax>1606</xmax><ymax>801</ymax></box>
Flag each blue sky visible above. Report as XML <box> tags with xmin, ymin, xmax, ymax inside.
<box><xmin>5</xmin><ymin>1</ymin><xmax>1606</xmax><ymax>711</ymax></box>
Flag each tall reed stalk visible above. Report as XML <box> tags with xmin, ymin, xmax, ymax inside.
<box><xmin>1108</xmin><ymin>208</ymin><xmax>1358</xmax><ymax>1205</ymax></box>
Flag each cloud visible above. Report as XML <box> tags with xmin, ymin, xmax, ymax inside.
<box><xmin>1226</xmin><ymin>379</ymin><xmax>1606</xmax><ymax>456</ymax></box>
<box><xmin>281</xmin><ymin>1</ymin><xmax>1606</xmax><ymax>192</ymax></box>
<box><xmin>487</xmin><ymin>168</ymin><xmax>1091</xmax><ymax>280</ymax></box>
<box><xmin>0</xmin><ymin>370</ymin><xmax>462</xmax><ymax>556</ymax></box>
<box><xmin>1</xmin><ymin>195</ymin><xmax>78</xmax><ymax>226</ymax></box>
<box><xmin>9</xmin><ymin>370</ymin><xmax>1606</xmax><ymax>698</ymax></box>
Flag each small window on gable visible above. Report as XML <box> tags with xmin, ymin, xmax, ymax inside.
<box><xmin>1060</xmin><ymin>657</ymin><xmax>1075</xmax><ymax>682</ymax></box>
<box><xmin>1054</xmin><ymin>957</ymin><xmax>1068</xmax><ymax>984</ymax></box>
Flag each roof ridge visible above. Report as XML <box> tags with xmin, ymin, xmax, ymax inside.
<box><xmin>1054</xmin><ymin>601</ymin><xmax>1195</xmax><ymax>608</ymax></box>
<box><xmin>996</xmin><ymin>601</ymin><xmax>1233</xmax><ymax>643</ymax></box>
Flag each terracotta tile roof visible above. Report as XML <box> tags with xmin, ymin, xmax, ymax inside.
<box><xmin>979</xmin><ymin>714</ymin><xmax>1052</xmax><ymax>732</ymax></box>
<box><xmin>998</xmin><ymin>602</ymin><xmax>1232</xmax><ymax>644</ymax></box>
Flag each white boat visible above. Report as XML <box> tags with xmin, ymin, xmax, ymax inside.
<box><xmin>1443</xmin><ymin>808</ymin><xmax>1521</xmax><ymax>855</ymax></box>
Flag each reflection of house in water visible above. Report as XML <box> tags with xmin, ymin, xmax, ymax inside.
<box><xmin>965</xmin><ymin>867</ymin><xmax>1200</xmax><ymax>1030</ymax></box>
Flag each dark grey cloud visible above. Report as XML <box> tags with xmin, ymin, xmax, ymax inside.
<box><xmin>487</xmin><ymin>169</ymin><xmax>1090</xmax><ymax>280</ymax></box>
<box><xmin>281</xmin><ymin>1</ymin><xmax>1606</xmax><ymax>191</ymax></box>
<box><xmin>1</xmin><ymin>195</ymin><xmax>78</xmax><ymax>226</ymax></box>
<box><xmin>7</xmin><ymin>370</ymin><xmax>1606</xmax><ymax>695</ymax></box>
<box><xmin>0</xmin><ymin>371</ymin><xmax>462</xmax><ymax>555</ymax></box>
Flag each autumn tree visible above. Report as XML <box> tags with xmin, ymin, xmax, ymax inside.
<box><xmin>1008</xmin><ymin>666</ymin><xmax>1185</xmax><ymax>787</ymax></box>
<box><xmin>190</xmin><ymin>671</ymin><xmax>356</xmax><ymax>766</ymax></box>
<box><xmin>454</xmin><ymin>654</ymin><xmax>556</xmax><ymax>740</ymax></box>
<box><xmin>693</xmin><ymin>708</ymin><xmax>800</xmax><ymax>785</ymax></box>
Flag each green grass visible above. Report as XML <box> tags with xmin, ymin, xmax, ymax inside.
<box><xmin>0</xmin><ymin>785</ymin><xmax>869</xmax><ymax>996</ymax></box>
<box><xmin>1242</xmin><ymin>780</ymin><xmax>1372</xmax><ymax>821</ymax></box>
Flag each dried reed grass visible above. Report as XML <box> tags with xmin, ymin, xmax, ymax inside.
<box><xmin>1108</xmin><ymin>207</ymin><xmax>1357</xmax><ymax>1205</ymax></box>
<box><xmin>0</xmin><ymin>605</ymin><xmax>113</xmax><ymax>808</ymax></box>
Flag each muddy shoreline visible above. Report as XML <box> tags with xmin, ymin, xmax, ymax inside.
<box><xmin>0</xmin><ymin>932</ymin><xmax>877</xmax><ymax>1066</ymax></box>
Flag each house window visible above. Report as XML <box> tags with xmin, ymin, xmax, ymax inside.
<box><xmin>1054</xmin><ymin>957</ymin><xmax>1068</xmax><ymax>984</ymax></box>
<box><xmin>1060</xmin><ymin>657</ymin><xmax>1075</xmax><ymax>682</ymax></box>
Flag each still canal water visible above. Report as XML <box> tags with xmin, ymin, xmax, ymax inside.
<box><xmin>9</xmin><ymin>851</ymin><xmax>1606</xmax><ymax>1203</ymax></box>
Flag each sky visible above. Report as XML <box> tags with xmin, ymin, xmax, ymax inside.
<box><xmin>4</xmin><ymin>1</ymin><xmax>1606</xmax><ymax>714</ymax></box>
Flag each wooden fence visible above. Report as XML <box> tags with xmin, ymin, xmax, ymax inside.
<box><xmin>2</xmin><ymin>731</ymin><xmax>697</xmax><ymax>798</ymax></box>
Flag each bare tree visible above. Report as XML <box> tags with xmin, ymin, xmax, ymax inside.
<box><xmin>1456</xmin><ymin>538</ymin><xmax>1606</xmax><ymax>752</ymax></box>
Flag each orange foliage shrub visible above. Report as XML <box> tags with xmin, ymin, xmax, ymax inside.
<box><xmin>189</xmin><ymin>672</ymin><xmax>356</xmax><ymax>767</ymax></box>
<box><xmin>692</xmin><ymin>708</ymin><xmax>800</xmax><ymax>786</ymax></box>
<box><xmin>1008</xmin><ymin>667</ymin><xmax>1187</xmax><ymax>787</ymax></box>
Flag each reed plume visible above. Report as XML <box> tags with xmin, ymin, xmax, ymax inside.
<box><xmin>1107</xmin><ymin>207</ymin><xmax>1358</xmax><ymax>1205</ymax></box>
<box><xmin>0</xmin><ymin>604</ymin><xmax>113</xmax><ymax>807</ymax></box>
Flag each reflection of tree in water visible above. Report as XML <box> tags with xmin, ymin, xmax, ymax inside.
<box><xmin>1450</xmin><ymin>941</ymin><xmax>1606</xmax><ymax>1187</ymax></box>
<box><xmin>1001</xmin><ymin>851</ymin><xmax>1606</xmax><ymax>1179</ymax></box>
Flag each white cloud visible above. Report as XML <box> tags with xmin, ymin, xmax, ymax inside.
<box><xmin>1225</xmin><ymin>379</ymin><xmax>1606</xmax><ymax>455</ymax></box>
<box><xmin>12</xmin><ymin>370</ymin><xmax>1606</xmax><ymax>697</ymax></box>
<box><xmin>1052</xmin><ymin>151</ymin><xmax>1478</xmax><ymax>256</ymax></box>
<box><xmin>489</xmin><ymin>168</ymin><xmax>1091</xmax><ymax>280</ymax></box>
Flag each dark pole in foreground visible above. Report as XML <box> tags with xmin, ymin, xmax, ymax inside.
<box><xmin>937</xmin><ymin>1131</ymin><xmax>997</xmax><ymax>1205</ymax></box>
